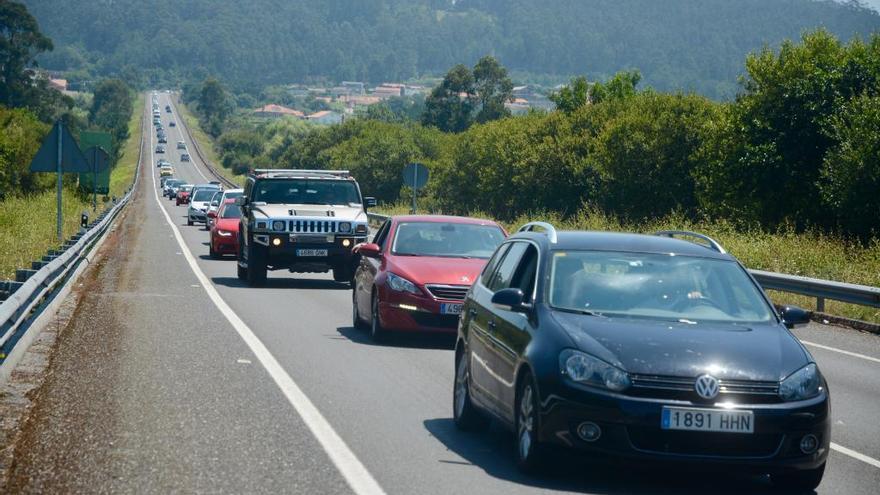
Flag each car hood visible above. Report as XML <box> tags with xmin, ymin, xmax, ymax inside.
<box><xmin>215</xmin><ymin>218</ymin><xmax>240</xmax><ymax>231</ymax></box>
<box><xmin>550</xmin><ymin>311</ymin><xmax>808</xmax><ymax>382</ymax></box>
<box><xmin>252</xmin><ymin>204</ymin><xmax>366</xmax><ymax>223</ymax></box>
<box><xmin>389</xmin><ymin>255</ymin><xmax>488</xmax><ymax>286</ymax></box>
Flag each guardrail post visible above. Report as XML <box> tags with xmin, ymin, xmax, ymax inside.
<box><xmin>817</xmin><ymin>297</ymin><xmax>826</xmax><ymax>313</ymax></box>
<box><xmin>15</xmin><ymin>269</ymin><xmax>36</xmax><ymax>283</ymax></box>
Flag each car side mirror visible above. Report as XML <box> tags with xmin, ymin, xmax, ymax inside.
<box><xmin>355</xmin><ymin>243</ymin><xmax>382</xmax><ymax>258</ymax></box>
<box><xmin>491</xmin><ymin>288</ymin><xmax>531</xmax><ymax>313</ymax></box>
<box><xmin>364</xmin><ymin>197</ymin><xmax>377</xmax><ymax>208</ymax></box>
<box><xmin>780</xmin><ymin>305</ymin><xmax>810</xmax><ymax>329</ymax></box>
<box><xmin>235</xmin><ymin>197</ymin><xmax>247</xmax><ymax>206</ymax></box>
<box><xmin>207</xmin><ymin>211</ymin><xmax>217</xmax><ymax>219</ymax></box>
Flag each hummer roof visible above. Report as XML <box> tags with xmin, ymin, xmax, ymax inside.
<box><xmin>251</xmin><ymin>169</ymin><xmax>353</xmax><ymax>180</ymax></box>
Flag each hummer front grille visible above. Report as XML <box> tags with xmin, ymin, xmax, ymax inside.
<box><xmin>290</xmin><ymin>220</ymin><xmax>337</xmax><ymax>233</ymax></box>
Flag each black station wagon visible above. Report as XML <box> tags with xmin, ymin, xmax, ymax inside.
<box><xmin>453</xmin><ymin>223</ymin><xmax>829</xmax><ymax>491</ymax></box>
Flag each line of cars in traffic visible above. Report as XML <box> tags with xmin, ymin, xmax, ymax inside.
<box><xmin>155</xmin><ymin>154</ymin><xmax>828</xmax><ymax>490</ymax></box>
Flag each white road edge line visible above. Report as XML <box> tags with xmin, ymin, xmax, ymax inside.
<box><xmin>831</xmin><ymin>443</ymin><xmax>880</xmax><ymax>469</ymax></box>
<box><xmin>148</xmin><ymin>97</ymin><xmax>386</xmax><ymax>495</ymax></box>
<box><xmin>801</xmin><ymin>340</ymin><xmax>880</xmax><ymax>364</ymax></box>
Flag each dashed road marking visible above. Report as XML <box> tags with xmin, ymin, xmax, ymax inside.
<box><xmin>802</xmin><ymin>340</ymin><xmax>880</xmax><ymax>364</ymax></box>
<box><xmin>831</xmin><ymin>443</ymin><xmax>880</xmax><ymax>469</ymax></box>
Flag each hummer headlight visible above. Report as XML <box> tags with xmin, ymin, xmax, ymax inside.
<box><xmin>272</xmin><ymin>220</ymin><xmax>286</xmax><ymax>231</ymax></box>
<box><xmin>338</xmin><ymin>222</ymin><xmax>352</xmax><ymax>233</ymax></box>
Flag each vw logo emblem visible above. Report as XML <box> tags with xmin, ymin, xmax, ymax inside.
<box><xmin>694</xmin><ymin>374</ymin><xmax>720</xmax><ymax>400</ymax></box>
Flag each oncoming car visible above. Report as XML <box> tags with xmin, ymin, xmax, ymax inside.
<box><xmin>453</xmin><ymin>224</ymin><xmax>828</xmax><ymax>491</ymax></box>
<box><xmin>352</xmin><ymin>215</ymin><xmax>506</xmax><ymax>341</ymax></box>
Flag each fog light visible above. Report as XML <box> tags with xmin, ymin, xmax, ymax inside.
<box><xmin>800</xmin><ymin>434</ymin><xmax>819</xmax><ymax>454</ymax></box>
<box><xmin>272</xmin><ymin>237</ymin><xmax>282</xmax><ymax>247</ymax></box>
<box><xmin>342</xmin><ymin>239</ymin><xmax>351</xmax><ymax>247</ymax></box>
<box><xmin>576</xmin><ymin>422</ymin><xmax>601</xmax><ymax>442</ymax></box>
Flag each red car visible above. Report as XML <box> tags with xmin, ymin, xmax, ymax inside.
<box><xmin>208</xmin><ymin>199</ymin><xmax>240</xmax><ymax>258</ymax></box>
<box><xmin>352</xmin><ymin>215</ymin><xmax>507</xmax><ymax>341</ymax></box>
<box><xmin>176</xmin><ymin>184</ymin><xmax>193</xmax><ymax>205</ymax></box>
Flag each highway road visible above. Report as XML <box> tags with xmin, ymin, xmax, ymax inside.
<box><xmin>9</xmin><ymin>93</ymin><xmax>880</xmax><ymax>494</ymax></box>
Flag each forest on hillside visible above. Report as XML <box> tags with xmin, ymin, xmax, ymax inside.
<box><xmin>21</xmin><ymin>0</ymin><xmax>880</xmax><ymax>98</ymax></box>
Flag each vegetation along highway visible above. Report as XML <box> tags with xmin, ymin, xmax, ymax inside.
<box><xmin>2</xmin><ymin>1</ymin><xmax>880</xmax><ymax>494</ymax></box>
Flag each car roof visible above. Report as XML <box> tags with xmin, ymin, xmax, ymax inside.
<box><xmin>511</xmin><ymin>230</ymin><xmax>733</xmax><ymax>260</ymax></box>
<box><xmin>390</xmin><ymin>214</ymin><xmax>500</xmax><ymax>226</ymax></box>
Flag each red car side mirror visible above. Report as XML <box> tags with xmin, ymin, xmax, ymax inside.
<box><xmin>356</xmin><ymin>243</ymin><xmax>382</xmax><ymax>258</ymax></box>
<box><xmin>207</xmin><ymin>211</ymin><xmax>217</xmax><ymax>219</ymax></box>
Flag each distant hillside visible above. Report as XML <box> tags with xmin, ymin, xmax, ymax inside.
<box><xmin>21</xmin><ymin>0</ymin><xmax>880</xmax><ymax>98</ymax></box>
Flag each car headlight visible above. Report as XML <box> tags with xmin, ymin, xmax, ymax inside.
<box><xmin>272</xmin><ymin>220</ymin><xmax>286</xmax><ymax>231</ymax></box>
<box><xmin>338</xmin><ymin>222</ymin><xmax>352</xmax><ymax>233</ymax></box>
<box><xmin>779</xmin><ymin>363</ymin><xmax>821</xmax><ymax>401</ymax></box>
<box><xmin>387</xmin><ymin>272</ymin><xmax>420</xmax><ymax>295</ymax></box>
<box><xmin>217</xmin><ymin>230</ymin><xmax>233</xmax><ymax>237</ymax></box>
<box><xmin>560</xmin><ymin>349</ymin><xmax>631</xmax><ymax>392</ymax></box>
<box><xmin>355</xmin><ymin>224</ymin><xmax>368</xmax><ymax>234</ymax></box>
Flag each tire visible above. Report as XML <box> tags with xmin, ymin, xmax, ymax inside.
<box><xmin>246</xmin><ymin>241</ymin><xmax>268</xmax><ymax>287</ymax></box>
<box><xmin>333</xmin><ymin>265</ymin><xmax>352</xmax><ymax>283</ymax></box>
<box><xmin>187</xmin><ymin>217</ymin><xmax>193</xmax><ymax>226</ymax></box>
<box><xmin>770</xmin><ymin>463</ymin><xmax>825</xmax><ymax>492</ymax></box>
<box><xmin>352</xmin><ymin>286</ymin><xmax>367</xmax><ymax>330</ymax></box>
<box><xmin>209</xmin><ymin>242</ymin><xmax>219</xmax><ymax>259</ymax></box>
<box><xmin>370</xmin><ymin>292</ymin><xmax>387</xmax><ymax>342</ymax></box>
<box><xmin>453</xmin><ymin>349</ymin><xmax>490</xmax><ymax>431</ymax></box>
<box><xmin>515</xmin><ymin>372</ymin><xmax>546</xmax><ymax>473</ymax></box>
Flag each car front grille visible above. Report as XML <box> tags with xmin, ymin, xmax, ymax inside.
<box><xmin>410</xmin><ymin>312</ymin><xmax>460</xmax><ymax>328</ymax></box>
<box><xmin>425</xmin><ymin>285</ymin><xmax>469</xmax><ymax>301</ymax></box>
<box><xmin>289</xmin><ymin>220</ymin><xmax>338</xmax><ymax>233</ymax></box>
<box><xmin>627</xmin><ymin>427</ymin><xmax>783</xmax><ymax>458</ymax></box>
<box><xmin>628</xmin><ymin>374</ymin><xmax>781</xmax><ymax>404</ymax></box>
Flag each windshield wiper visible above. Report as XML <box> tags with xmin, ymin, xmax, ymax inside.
<box><xmin>556</xmin><ymin>307</ymin><xmax>598</xmax><ymax>316</ymax></box>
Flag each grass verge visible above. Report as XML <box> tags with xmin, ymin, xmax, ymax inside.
<box><xmin>0</xmin><ymin>94</ymin><xmax>144</xmax><ymax>281</ymax></box>
<box><xmin>374</xmin><ymin>203</ymin><xmax>880</xmax><ymax>324</ymax></box>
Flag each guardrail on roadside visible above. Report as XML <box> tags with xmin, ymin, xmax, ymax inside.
<box><xmin>0</xmin><ymin>98</ymin><xmax>145</xmax><ymax>365</ymax></box>
<box><xmin>170</xmin><ymin>96</ymin><xmax>237</xmax><ymax>189</ymax></box>
<box><xmin>367</xmin><ymin>212</ymin><xmax>880</xmax><ymax>317</ymax></box>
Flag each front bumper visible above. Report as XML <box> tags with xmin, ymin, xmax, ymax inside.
<box><xmin>377</xmin><ymin>288</ymin><xmax>463</xmax><ymax>333</ymax></box>
<box><xmin>253</xmin><ymin>233</ymin><xmax>366</xmax><ymax>270</ymax></box>
<box><xmin>536</xmin><ymin>379</ymin><xmax>830</xmax><ymax>473</ymax></box>
<box><xmin>212</xmin><ymin>232</ymin><xmax>238</xmax><ymax>255</ymax></box>
<box><xmin>188</xmin><ymin>209</ymin><xmax>207</xmax><ymax>222</ymax></box>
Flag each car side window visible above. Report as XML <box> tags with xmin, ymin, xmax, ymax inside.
<box><xmin>510</xmin><ymin>245</ymin><xmax>539</xmax><ymax>301</ymax></box>
<box><xmin>487</xmin><ymin>242</ymin><xmax>529</xmax><ymax>292</ymax></box>
<box><xmin>373</xmin><ymin>221</ymin><xmax>391</xmax><ymax>248</ymax></box>
<box><xmin>480</xmin><ymin>243</ymin><xmax>511</xmax><ymax>287</ymax></box>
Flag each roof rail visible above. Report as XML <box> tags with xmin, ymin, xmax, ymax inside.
<box><xmin>517</xmin><ymin>222</ymin><xmax>558</xmax><ymax>243</ymax></box>
<box><xmin>654</xmin><ymin>230</ymin><xmax>727</xmax><ymax>254</ymax></box>
<box><xmin>252</xmin><ymin>169</ymin><xmax>351</xmax><ymax>178</ymax></box>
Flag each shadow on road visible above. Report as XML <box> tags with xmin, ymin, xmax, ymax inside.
<box><xmin>211</xmin><ymin>276</ymin><xmax>350</xmax><ymax>291</ymax></box>
<box><xmin>422</xmin><ymin>418</ymin><xmax>784</xmax><ymax>495</ymax></box>
<box><xmin>336</xmin><ymin>325</ymin><xmax>455</xmax><ymax>350</ymax></box>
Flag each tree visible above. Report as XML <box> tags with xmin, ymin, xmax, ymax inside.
<box><xmin>589</xmin><ymin>70</ymin><xmax>642</xmax><ymax>104</ymax></box>
<box><xmin>198</xmin><ymin>77</ymin><xmax>231</xmax><ymax>136</ymax></box>
<box><xmin>472</xmin><ymin>55</ymin><xmax>513</xmax><ymax>123</ymax></box>
<box><xmin>421</xmin><ymin>64</ymin><xmax>475</xmax><ymax>133</ymax></box>
<box><xmin>90</xmin><ymin>79</ymin><xmax>133</xmax><ymax>147</ymax></box>
<box><xmin>0</xmin><ymin>106</ymin><xmax>51</xmax><ymax>197</ymax></box>
<box><xmin>0</xmin><ymin>0</ymin><xmax>53</xmax><ymax>109</ymax></box>
<box><xmin>550</xmin><ymin>76</ymin><xmax>589</xmax><ymax>113</ymax></box>
<box><xmin>820</xmin><ymin>95</ymin><xmax>880</xmax><ymax>238</ymax></box>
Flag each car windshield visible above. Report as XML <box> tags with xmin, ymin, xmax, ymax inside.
<box><xmin>179</xmin><ymin>185</ymin><xmax>192</xmax><ymax>192</ymax></box>
<box><xmin>193</xmin><ymin>189</ymin><xmax>217</xmax><ymax>201</ymax></box>
<box><xmin>252</xmin><ymin>179</ymin><xmax>360</xmax><ymax>205</ymax></box>
<box><xmin>220</xmin><ymin>204</ymin><xmax>241</xmax><ymax>219</ymax></box>
<box><xmin>548</xmin><ymin>250</ymin><xmax>774</xmax><ymax>324</ymax></box>
<box><xmin>392</xmin><ymin>222</ymin><xmax>505</xmax><ymax>259</ymax></box>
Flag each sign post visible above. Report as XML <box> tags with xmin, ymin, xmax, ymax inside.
<box><xmin>79</xmin><ymin>131</ymin><xmax>113</xmax><ymax>211</ymax></box>
<box><xmin>83</xmin><ymin>146</ymin><xmax>110</xmax><ymax>211</ymax></box>
<box><xmin>402</xmin><ymin>162</ymin><xmax>429</xmax><ymax>214</ymax></box>
<box><xmin>28</xmin><ymin>120</ymin><xmax>90</xmax><ymax>241</ymax></box>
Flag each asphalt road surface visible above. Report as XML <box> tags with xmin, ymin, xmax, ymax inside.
<box><xmin>9</xmin><ymin>94</ymin><xmax>880</xmax><ymax>494</ymax></box>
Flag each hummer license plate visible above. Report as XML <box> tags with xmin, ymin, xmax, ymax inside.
<box><xmin>296</xmin><ymin>249</ymin><xmax>328</xmax><ymax>257</ymax></box>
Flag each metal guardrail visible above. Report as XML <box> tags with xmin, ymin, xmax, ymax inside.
<box><xmin>368</xmin><ymin>212</ymin><xmax>879</xmax><ymax>315</ymax></box>
<box><xmin>170</xmin><ymin>95</ymin><xmax>237</xmax><ymax>189</ymax></box>
<box><xmin>0</xmin><ymin>98</ymin><xmax>145</xmax><ymax>362</ymax></box>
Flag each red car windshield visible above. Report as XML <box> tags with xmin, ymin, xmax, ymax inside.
<box><xmin>392</xmin><ymin>222</ymin><xmax>505</xmax><ymax>259</ymax></box>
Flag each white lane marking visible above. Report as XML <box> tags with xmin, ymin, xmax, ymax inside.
<box><xmin>802</xmin><ymin>340</ymin><xmax>880</xmax><ymax>364</ymax></box>
<box><xmin>831</xmin><ymin>442</ymin><xmax>880</xmax><ymax>469</ymax></box>
<box><xmin>148</xmin><ymin>100</ymin><xmax>385</xmax><ymax>495</ymax></box>
<box><xmin>237</xmin><ymin>358</ymin><xmax>252</xmax><ymax>364</ymax></box>
<box><xmin>167</xmin><ymin>98</ymin><xmax>209</xmax><ymax>182</ymax></box>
